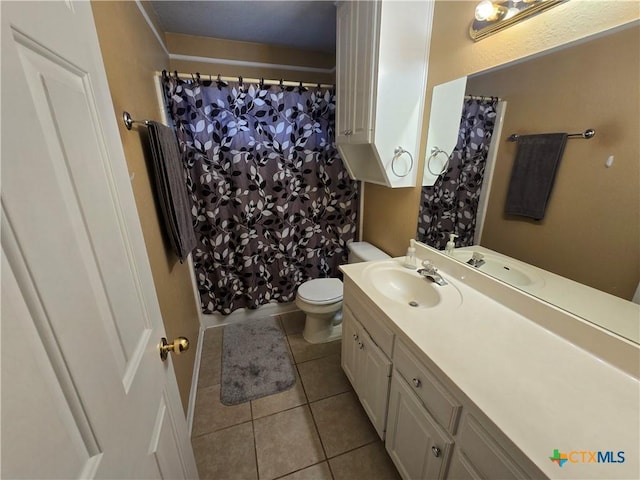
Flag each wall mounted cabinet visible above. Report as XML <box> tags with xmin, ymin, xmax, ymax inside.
<box><xmin>335</xmin><ymin>0</ymin><xmax>435</xmax><ymax>188</ymax></box>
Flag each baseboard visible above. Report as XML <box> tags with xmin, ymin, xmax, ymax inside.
<box><xmin>186</xmin><ymin>323</ymin><xmax>206</xmax><ymax>436</ymax></box>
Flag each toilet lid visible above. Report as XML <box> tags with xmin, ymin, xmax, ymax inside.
<box><xmin>297</xmin><ymin>278</ymin><xmax>343</xmax><ymax>304</ymax></box>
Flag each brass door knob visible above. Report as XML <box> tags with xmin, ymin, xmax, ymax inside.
<box><xmin>159</xmin><ymin>337</ymin><xmax>190</xmax><ymax>361</ymax></box>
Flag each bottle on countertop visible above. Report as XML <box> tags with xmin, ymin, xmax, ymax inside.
<box><xmin>444</xmin><ymin>233</ymin><xmax>458</xmax><ymax>256</ymax></box>
<box><xmin>404</xmin><ymin>239</ymin><xmax>417</xmax><ymax>269</ymax></box>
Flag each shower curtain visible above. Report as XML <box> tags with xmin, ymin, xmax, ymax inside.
<box><xmin>163</xmin><ymin>76</ymin><xmax>359</xmax><ymax>314</ymax></box>
<box><xmin>417</xmin><ymin>97</ymin><xmax>498</xmax><ymax>249</ymax></box>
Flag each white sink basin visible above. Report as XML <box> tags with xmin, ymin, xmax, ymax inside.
<box><xmin>364</xmin><ymin>261</ymin><xmax>462</xmax><ymax>309</ymax></box>
<box><xmin>453</xmin><ymin>251</ymin><xmax>545</xmax><ymax>288</ymax></box>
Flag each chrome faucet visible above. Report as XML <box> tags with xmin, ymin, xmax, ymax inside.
<box><xmin>417</xmin><ymin>260</ymin><xmax>448</xmax><ymax>286</ymax></box>
<box><xmin>467</xmin><ymin>251</ymin><xmax>485</xmax><ymax>268</ymax></box>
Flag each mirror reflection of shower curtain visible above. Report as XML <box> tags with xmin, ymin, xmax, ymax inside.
<box><xmin>417</xmin><ymin>97</ymin><xmax>498</xmax><ymax>249</ymax></box>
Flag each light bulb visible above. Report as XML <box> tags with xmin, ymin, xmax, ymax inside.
<box><xmin>475</xmin><ymin>0</ymin><xmax>496</xmax><ymax>21</ymax></box>
<box><xmin>475</xmin><ymin>0</ymin><xmax>508</xmax><ymax>21</ymax></box>
<box><xmin>504</xmin><ymin>7</ymin><xmax>520</xmax><ymax>19</ymax></box>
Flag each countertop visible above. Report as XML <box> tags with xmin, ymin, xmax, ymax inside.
<box><xmin>340</xmin><ymin>255</ymin><xmax>640</xmax><ymax>479</ymax></box>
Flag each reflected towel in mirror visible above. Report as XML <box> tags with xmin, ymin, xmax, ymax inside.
<box><xmin>504</xmin><ymin>133</ymin><xmax>568</xmax><ymax>220</ymax></box>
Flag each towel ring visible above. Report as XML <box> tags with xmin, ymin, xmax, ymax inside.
<box><xmin>427</xmin><ymin>147</ymin><xmax>450</xmax><ymax>176</ymax></box>
<box><xmin>391</xmin><ymin>147</ymin><xmax>414</xmax><ymax>177</ymax></box>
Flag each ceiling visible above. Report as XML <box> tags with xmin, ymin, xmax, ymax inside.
<box><xmin>148</xmin><ymin>1</ymin><xmax>337</xmax><ymax>53</ymax></box>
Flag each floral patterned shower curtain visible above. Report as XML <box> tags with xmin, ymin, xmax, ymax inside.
<box><xmin>163</xmin><ymin>76</ymin><xmax>359</xmax><ymax>314</ymax></box>
<box><xmin>417</xmin><ymin>97</ymin><xmax>498</xmax><ymax>249</ymax></box>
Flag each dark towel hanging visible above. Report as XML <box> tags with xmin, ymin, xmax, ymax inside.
<box><xmin>147</xmin><ymin>121</ymin><xmax>197</xmax><ymax>261</ymax></box>
<box><xmin>504</xmin><ymin>133</ymin><xmax>568</xmax><ymax>220</ymax></box>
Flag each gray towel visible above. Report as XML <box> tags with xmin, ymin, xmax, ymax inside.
<box><xmin>504</xmin><ymin>133</ymin><xmax>568</xmax><ymax>220</ymax></box>
<box><xmin>147</xmin><ymin>121</ymin><xmax>197</xmax><ymax>261</ymax></box>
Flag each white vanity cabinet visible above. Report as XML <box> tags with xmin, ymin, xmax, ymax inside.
<box><xmin>340</xmin><ymin>252</ymin><xmax>639</xmax><ymax>480</ymax></box>
<box><xmin>335</xmin><ymin>1</ymin><xmax>434</xmax><ymax>188</ymax></box>
<box><xmin>341</xmin><ymin>292</ymin><xmax>394</xmax><ymax>439</ymax></box>
<box><xmin>339</xmin><ymin>277</ymin><xmax>545</xmax><ymax>480</ymax></box>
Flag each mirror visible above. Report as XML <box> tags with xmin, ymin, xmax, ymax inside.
<box><xmin>418</xmin><ymin>23</ymin><xmax>640</xmax><ymax>343</ymax></box>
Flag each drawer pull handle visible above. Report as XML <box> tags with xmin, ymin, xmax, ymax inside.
<box><xmin>358</xmin><ymin>341</ymin><xmax>364</xmax><ymax>350</ymax></box>
<box><xmin>432</xmin><ymin>446</ymin><xmax>441</xmax><ymax>458</ymax></box>
<box><xmin>412</xmin><ymin>378</ymin><xmax>422</xmax><ymax>388</ymax></box>
<box><xmin>353</xmin><ymin>333</ymin><xmax>359</xmax><ymax>341</ymax></box>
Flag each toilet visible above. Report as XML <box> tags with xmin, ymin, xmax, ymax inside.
<box><xmin>295</xmin><ymin>242</ymin><xmax>390</xmax><ymax>343</ymax></box>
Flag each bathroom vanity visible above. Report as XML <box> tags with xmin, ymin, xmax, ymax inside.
<box><xmin>340</xmin><ymin>243</ymin><xmax>639</xmax><ymax>480</ymax></box>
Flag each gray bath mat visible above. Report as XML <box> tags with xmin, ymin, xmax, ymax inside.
<box><xmin>220</xmin><ymin>316</ymin><xmax>296</xmax><ymax>406</ymax></box>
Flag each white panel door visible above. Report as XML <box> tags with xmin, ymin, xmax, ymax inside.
<box><xmin>0</xmin><ymin>1</ymin><xmax>197</xmax><ymax>478</ymax></box>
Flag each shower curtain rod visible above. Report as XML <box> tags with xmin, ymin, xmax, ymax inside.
<box><xmin>464</xmin><ymin>94</ymin><xmax>502</xmax><ymax>101</ymax></box>
<box><xmin>157</xmin><ymin>70</ymin><xmax>334</xmax><ymax>89</ymax></box>
<box><xmin>507</xmin><ymin>129</ymin><xmax>596</xmax><ymax>142</ymax></box>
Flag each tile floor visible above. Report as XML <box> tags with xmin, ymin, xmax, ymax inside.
<box><xmin>191</xmin><ymin>310</ymin><xmax>401</xmax><ymax>480</ymax></box>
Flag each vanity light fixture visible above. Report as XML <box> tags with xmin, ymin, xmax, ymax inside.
<box><xmin>470</xmin><ymin>0</ymin><xmax>567</xmax><ymax>41</ymax></box>
<box><xmin>474</xmin><ymin>0</ymin><xmax>507</xmax><ymax>22</ymax></box>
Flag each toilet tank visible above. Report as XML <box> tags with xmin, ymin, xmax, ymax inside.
<box><xmin>347</xmin><ymin>242</ymin><xmax>390</xmax><ymax>263</ymax></box>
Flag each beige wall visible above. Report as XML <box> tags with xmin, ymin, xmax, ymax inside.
<box><xmin>363</xmin><ymin>0</ymin><xmax>640</xmax><ymax>258</ymax></box>
<box><xmin>91</xmin><ymin>1</ymin><xmax>200</xmax><ymax>413</ymax></box>
<box><xmin>469</xmin><ymin>25</ymin><xmax>639</xmax><ymax>299</ymax></box>
<box><xmin>167</xmin><ymin>32</ymin><xmax>336</xmax><ymax>84</ymax></box>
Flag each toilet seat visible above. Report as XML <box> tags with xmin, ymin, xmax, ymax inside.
<box><xmin>297</xmin><ymin>278</ymin><xmax>343</xmax><ymax>305</ymax></box>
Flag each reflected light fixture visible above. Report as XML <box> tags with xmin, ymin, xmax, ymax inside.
<box><xmin>470</xmin><ymin>0</ymin><xmax>567</xmax><ymax>41</ymax></box>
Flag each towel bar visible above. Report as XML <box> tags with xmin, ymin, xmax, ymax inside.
<box><xmin>508</xmin><ymin>129</ymin><xmax>595</xmax><ymax>142</ymax></box>
<box><xmin>123</xmin><ymin>111</ymin><xmax>150</xmax><ymax>130</ymax></box>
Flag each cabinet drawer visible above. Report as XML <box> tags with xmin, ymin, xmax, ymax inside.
<box><xmin>457</xmin><ymin>413</ymin><xmax>529</xmax><ymax>480</ymax></box>
<box><xmin>343</xmin><ymin>293</ymin><xmax>394</xmax><ymax>357</ymax></box>
<box><xmin>393</xmin><ymin>340</ymin><xmax>461</xmax><ymax>434</ymax></box>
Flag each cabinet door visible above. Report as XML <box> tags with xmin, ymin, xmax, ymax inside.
<box><xmin>349</xmin><ymin>0</ymin><xmax>378</xmax><ymax>144</ymax></box>
<box><xmin>341</xmin><ymin>306</ymin><xmax>391</xmax><ymax>440</ymax></box>
<box><xmin>447</xmin><ymin>448</ymin><xmax>483</xmax><ymax>480</ymax></box>
<box><xmin>359</xmin><ymin>328</ymin><xmax>392</xmax><ymax>439</ymax></box>
<box><xmin>335</xmin><ymin>0</ymin><xmax>378</xmax><ymax>144</ymax></box>
<box><xmin>335</xmin><ymin>1</ymin><xmax>352</xmax><ymax>143</ymax></box>
<box><xmin>456</xmin><ymin>414</ymin><xmax>529</xmax><ymax>480</ymax></box>
<box><xmin>386</xmin><ymin>374</ymin><xmax>453</xmax><ymax>480</ymax></box>
<box><xmin>341</xmin><ymin>308</ymin><xmax>360</xmax><ymax>388</ymax></box>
